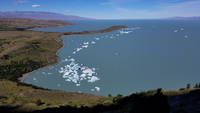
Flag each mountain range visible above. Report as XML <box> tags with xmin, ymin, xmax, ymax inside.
<box><xmin>167</xmin><ymin>16</ymin><xmax>200</xmax><ymax>20</ymax></box>
<box><xmin>0</xmin><ymin>11</ymin><xmax>93</xmax><ymax>20</ymax></box>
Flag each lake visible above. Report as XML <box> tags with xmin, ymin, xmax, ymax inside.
<box><xmin>25</xmin><ymin>20</ymin><xmax>200</xmax><ymax>96</ymax></box>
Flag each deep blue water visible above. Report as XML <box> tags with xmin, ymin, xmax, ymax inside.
<box><xmin>25</xmin><ymin>20</ymin><xmax>200</xmax><ymax>96</ymax></box>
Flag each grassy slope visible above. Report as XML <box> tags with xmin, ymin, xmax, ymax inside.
<box><xmin>0</xmin><ymin>80</ymin><xmax>112</xmax><ymax>112</ymax></box>
<box><xmin>0</xmin><ymin>31</ymin><xmax>63</xmax><ymax>80</ymax></box>
<box><xmin>0</xmin><ymin>79</ymin><xmax>199</xmax><ymax>113</ymax></box>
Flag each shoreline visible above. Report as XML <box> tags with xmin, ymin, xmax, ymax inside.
<box><xmin>18</xmin><ymin>25</ymin><xmax>127</xmax><ymax>83</ymax></box>
<box><xmin>18</xmin><ymin>35</ymin><xmax>65</xmax><ymax>82</ymax></box>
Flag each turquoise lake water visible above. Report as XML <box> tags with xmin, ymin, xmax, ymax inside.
<box><xmin>25</xmin><ymin>20</ymin><xmax>200</xmax><ymax>96</ymax></box>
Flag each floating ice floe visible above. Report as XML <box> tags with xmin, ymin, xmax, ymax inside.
<box><xmin>82</xmin><ymin>45</ymin><xmax>89</xmax><ymax>48</ymax></box>
<box><xmin>88</xmin><ymin>76</ymin><xmax>100</xmax><ymax>83</ymax></box>
<box><xmin>120</xmin><ymin>31</ymin><xmax>132</xmax><ymax>34</ymax></box>
<box><xmin>33</xmin><ymin>77</ymin><xmax>37</xmax><ymax>81</ymax></box>
<box><xmin>59</xmin><ymin>58</ymin><xmax>100</xmax><ymax>86</ymax></box>
<box><xmin>72</xmin><ymin>41</ymin><xmax>91</xmax><ymax>54</ymax></box>
<box><xmin>184</xmin><ymin>35</ymin><xmax>189</xmax><ymax>38</ymax></box>
<box><xmin>115</xmin><ymin>34</ymin><xmax>120</xmax><ymax>37</ymax></box>
<box><xmin>114</xmin><ymin>52</ymin><xmax>119</xmax><ymax>56</ymax></box>
<box><xmin>180</xmin><ymin>28</ymin><xmax>184</xmax><ymax>31</ymax></box>
<box><xmin>69</xmin><ymin>58</ymin><xmax>75</xmax><ymax>62</ymax></box>
<box><xmin>91</xmin><ymin>41</ymin><xmax>96</xmax><ymax>44</ymax></box>
<box><xmin>83</xmin><ymin>42</ymin><xmax>89</xmax><ymax>45</ymax></box>
<box><xmin>76</xmin><ymin>48</ymin><xmax>82</xmax><ymax>52</ymax></box>
<box><xmin>110</xmin><ymin>36</ymin><xmax>115</xmax><ymax>39</ymax></box>
<box><xmin>83</xmin><ymin>68</ymin><xmax>94</xmax><ymax>75</ymax></box>
<box><xmin>95</xmin><ymin>87</ymin><xmax>100</xmax><ymax>92</ymax></box>
<box><xmin>91</xmin><ymin>86</ymin><xmax>100</xmax><ymax>92</ymax></box>
<box><xmin>118</xmin><ymin>27</ymin><xmax>140</xmax><ymax>35</ymax></box>
<box><xmin>119</xmin><ymin>27</ymin><xmax>137</xmax><ymax>35</ymax></box>
<box><xmin>174</xmin><ymin>30</ymin><xmax>178</xmax><ymax>33</ymax></box>
<box><xmin>95</xmin><ymin>38</ymin><xmax>100</xmax><ymax>40</ymax></box>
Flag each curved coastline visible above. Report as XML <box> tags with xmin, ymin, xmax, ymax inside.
<box><xmin>18</xmin><ymin>25</ymin><xmax>127</xmax><ymax>83</ymax></box>
<box><xmin>18</xmin><ymin>35</ymin><xmax>65</xmax><ymax>82</ymax></box>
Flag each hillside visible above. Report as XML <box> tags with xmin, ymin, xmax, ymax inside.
<box><xmin>0</xmin><ymin>80</ymin><xmax>112</xmax><ymax>112</ymax></box>
<box><xmin>0</xmin><ymin>18</ymin><xmax>72</xmax><ymax>31</ymax></box>
<box><xmin>0</xmin><ymin>80</ymin><xmax>199</xmax><ymax>113</ymax></box>
<box><xmin>0</xmin><ymin>11</ymin><xmax>93</xmax><ymax>20</ymax></box>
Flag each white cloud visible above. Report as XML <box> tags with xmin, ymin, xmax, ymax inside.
<box><xmin>31</xmin><ymin>4</ymin><xmax>41</xmax><ymax>8</ymax></box>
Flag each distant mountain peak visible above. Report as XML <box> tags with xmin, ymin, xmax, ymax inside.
<box><xmin>0</xmin><ymin>11</ymin><xmax>94</xmax><ymax>20</ymax></box>
<box><xmin>167</xmin><ymin>16</ymin><xmax>200</xmax><ymax>20</ymax></box>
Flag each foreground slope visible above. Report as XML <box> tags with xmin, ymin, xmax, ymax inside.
<box><xmin>0</xmin><ymin>80</ymin><xmax>112</xmax><ymax>112</ymax></box>
<box><xmin>0</xmin><ymin>80</ymin><xmax>199</xmax><ymax>113</ymax></box>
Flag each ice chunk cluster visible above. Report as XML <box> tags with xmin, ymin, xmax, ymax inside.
<box><xmin>91</xmin><ymin>86</ymin><xmax>100</xmax><ymax>92</ymax></box>
<box><xmin>72</xmin><ymin>41</ymin><xmax>93</xmax><ymax>54</ymax></box>
<box><xmin>58</xmin><ymin>27</ymin><xmax>141</xmax><ymax>92</ymax></box>
<box><xmin>174</xmin><ymin>27</ymin><xmax>185</xmax><ymax>33</ymax></box>
<box><xmin>71</xmin><ymin>27</ymin><xmax>141</xmax><ymax>55</ymax></box>
<box><xmin>59</xmin><ymin>58</ymin><xmax>100</xmax><ymax>86</ymax></box>
<box><xmin>119</xmin><ymin>27</ymin><xmax>140</xmax><ymax>34</ymax></box>
<box><xmin>173</xmin><ymin>27</ymin><xmax>189</xmax><ymax>39</ymax></box>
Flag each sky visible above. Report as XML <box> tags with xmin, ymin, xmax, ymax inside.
<box><xmin>0</xmin><ymin>0</ymin><xmax>200</xmax><ymax>19</ymax></box>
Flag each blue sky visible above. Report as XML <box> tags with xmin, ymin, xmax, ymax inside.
<box><xmin>0</xmin><ymin>0</ymin><xmax>200</xmax><ymax>19</ymax></box>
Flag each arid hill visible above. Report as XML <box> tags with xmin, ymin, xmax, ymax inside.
<box><xmin>0</xmin><ymin>11</ymin><xmax>93</xmax><ymax>20</ymax></box>
<box><xmin>0</xmin><ymin>18</ymin><xmax>72</xmax><ymax>30</ymax></box>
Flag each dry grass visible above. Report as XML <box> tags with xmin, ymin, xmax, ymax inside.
<box><xmin>0</xmin><ymin>18</ymin><xmax>72</xmax><ymax>30</ymax></box>
<box><xmin>0</xmin><ymin>31</ymin><xmax>63</xmax><ymax>58</ymax></box>
<box><xmin>0</xmin><ymin>80</ymin><xmax>112</xmax><ymax>111</ymax></box>
<box><xmin>163</xmin><ymin>88</ymin><xmax>200</xmax><ymax>96</ymax></box>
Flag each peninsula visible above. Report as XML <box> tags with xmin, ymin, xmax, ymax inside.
<box><xmin>0</xmin><ymin>18</ymin><xmax>127</xmax><ymax>81</ymax></box>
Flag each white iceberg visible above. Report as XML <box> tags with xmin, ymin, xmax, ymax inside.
<box><xmin>184</xmin><ymin>35</ymin><xmax>188</xmax><ymax>38</ymax></box>
<box><xmin>91</xmin><ymin>41</ymin><xmax>96</xmax><ymax>44</ymax></box>
<box><xmin>95</xmin><ymin>38</ymin><xmax>100</xmax><ymax>40</ymax></box>
<box><xmin>174</xmin><ymin>30</ymin><xmax>178</xmax><ymax>33</ymax></box>
<box><xmin>59</xmin><ymin>57</ymin><xmax>100</xmax><ymax>86</ymax></box>
<box><xmin>83</xmin><ymin>42</ymin><xmax>89</xmax><ymax>45</ymax></box>
<box><xmin>88</xmin><ymin>76</ymin><xmax>100</xmax><ymax>83</ymax></box>
<box><xmin>76</xmin><ymin>48</ymin><xmax>82</xmax><ymax>52</ymax></box>
<box><xmin>95</xmin><ymin>87</ymin><xmax>100</xmax><ymax>92</ymax></box>
<box><xmin>82</xmin><ymin>45</ymin><xmax>88</xmax><ymax>48</ymax></box>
